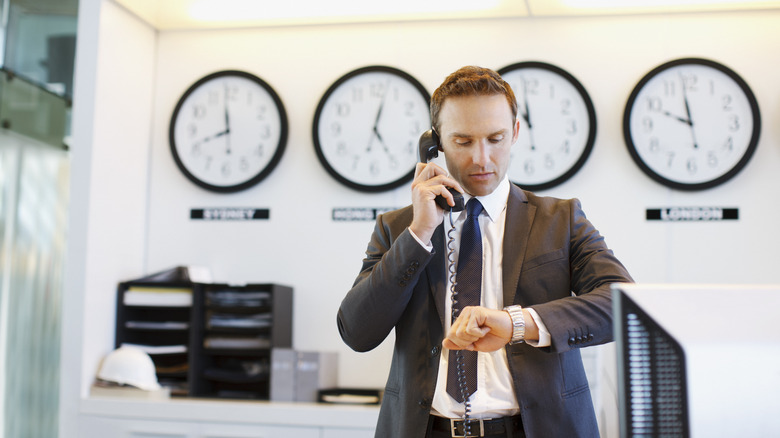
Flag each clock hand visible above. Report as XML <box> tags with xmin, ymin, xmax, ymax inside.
<box><xmin>520</xmin><ymin>80</ymin><xmax>537</xmax><ymax>151</ymax></box>
<box><xmin>366</xmin><ymin>79</ymin><xmax>392</xmax><ymax>153</ymax></box>
<box><xmin>679</xmin><ymin>72</ymin><xmax>699</xmax><ymax>149</ymax></box>
<box><xmin>192</xmin><ymin>129</ymin><xmax>230</xmax><ymax>148</ymax></box>
<box><xmin>224</xmin><ymin>83</ymin><xmax>232</xmax><ymax>155</ymax></box>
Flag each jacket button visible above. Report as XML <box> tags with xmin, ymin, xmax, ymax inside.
<box><xmin>568</xmin><ymin>337</ymin><xmax>575</xmax><ymax>345</ymax></box>
<box><xmin>430</xmin><ymin>346</ymin><xmax>439</xmax><ymax>356</ymax></box>
<box><xmin>399</xmin><ymin>280</ymin><xmax>407</xmax><ymax>287</ymax></box>
<box><xmin>411</xmin><ymin>261</ymin><xmax>420</xmax><ymax>268</ymax></box>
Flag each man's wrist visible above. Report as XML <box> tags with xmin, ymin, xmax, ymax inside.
<box><xmin>503</xmin><ymin>305</ymin><xmax>525</xmax><ymax>344</ymax></box>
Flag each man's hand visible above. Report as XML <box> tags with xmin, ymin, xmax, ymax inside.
<box><xmin>443</xmin><ymin>306</ymin><xmax>539</xmax><ymax>352</ymax></box>
<box><xmin>409</xmin><ymin>162</ymin><xmax>463</xmax><ymax>244</ymax></box>
<box><xmin>443</xmin><ymin>306</ymin><xmax>512</xmax><ymax>352</ymax></box>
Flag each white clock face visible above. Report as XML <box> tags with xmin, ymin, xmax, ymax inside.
<box><xmin>313</xmin><ymin>66</ymin><xmax>431</xmax><ymax>192</ymax></box>
<box><xmin>170</xmin><ymin>71</ymin><xmax>287</xmax><ymax>192</ymax></box>
<box><xmin>624</xmin><ymin>59</ymin><xmax>760</xmax><ymax>190</ymax></box>
<box><xmin>499</xmin><ymin>62</ymin><xmax>596</xmax><ymax>190</ymax></box>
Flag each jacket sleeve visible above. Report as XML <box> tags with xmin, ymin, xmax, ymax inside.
<box><xmin>337</xmin><ymin>209</ymin><xmax>435</xmax><ymax>352</ymax></box>
<box><xmin>528</xmin><ymin>198</ymin><xmax>633</xmax><ymax>353</ymax></box>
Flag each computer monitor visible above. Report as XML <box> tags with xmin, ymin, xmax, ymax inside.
<box><xmin>613</xmin><ymin>283</ymin><xmax>780</xmax><ymax>438</ymax></box>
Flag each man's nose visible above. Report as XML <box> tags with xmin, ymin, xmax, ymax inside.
<box><xmin>472</xmin><ymin>141</ymin><xmax>490</xmax><ymax>167</ymax></box>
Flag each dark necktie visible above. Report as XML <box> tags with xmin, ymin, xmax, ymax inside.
<box><xmin>446</xmin><ymin>197</ymin><xmax>483</xmax><ymax>403</ymax></box>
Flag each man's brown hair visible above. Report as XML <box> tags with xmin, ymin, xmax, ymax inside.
<box><xmin>430</xmin><ymin>66</ymin><xmax>518</xmax><ymax>133</ymax></box>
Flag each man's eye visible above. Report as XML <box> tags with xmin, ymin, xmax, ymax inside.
<box><xmin>489</xmin><ymin>137</ymin><xmax>504</xmax><ymax>143</ymax></box>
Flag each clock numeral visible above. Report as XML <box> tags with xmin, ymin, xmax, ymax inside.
<box><xmin>256</xmin><ymin>143</ymin><xmax>265</xmax><ymax>157</ymax></box>
<box><xmin>722</xmin><ymin>94</ymin><xmax>733</xmax><ymax>111</ymax></box>
<box><xmin>337</xmin><ymin>103</ymin><xmax>350</xmax><ymax>117</ymax></box>
<box><xmin>544</xmin><ymin>154</ymin><xmax>555</xmax><ymax>170</ymax></box>
<box><xmin>662</xmin><ymin>79</ymin><xmax>676</xmax><ymax>97</ymax></box>
<box><xmin>221</xmin><ymin>161</ymin><xmax>231</xmax><ymax>177</ymax></box>
<box><xmin>351</xmin><ymin>87</ymin><xmax>364</xmax><ymax>102</ymax></box>
<box><xmin>523</xmin><ymin>159</ymin><xmax>535</xmax><ymax>176</ymax></box>
<box><xmin>369</xmin><ymin>160</ymin><xmax>380</xmax><ymax>176</ymax></box>
<box><xmin>686</xmin><ymin>157</ymin><xmax>697</xmax><ymax>175</ymax></box>
<box><xmin>642</xmin><ymin>117</ymin><xmax>654</xmax><ymax>133</ymax></box>
<box><xmin>665</xmin><ymin>151</ymin><xmax>675</xmax><ymax>168</ymax></box>
<box><xmin>257</xmin><ymin>104</ymin><xmax>267</xmax><ymax>121</ymax></box>
<box><xmin>523</xmin><ymin>77</ymin><xmax>539</xmax><ymax>95</ymax></box>
<box><xmin>560</xmin><ymin>139</ymin><xmax>571</xmax><ymax>155</ymax></box>
<box><xmin>388</xmin><ymin>155</ymin><xmax>399</xmax><ymax>170</ymax></box>
<box><xmin>645</xmin><ymin>97</ymin><xmax>662</xmax><ymax>112</ymax></box>
<box><xmin>191</xmin><ymin>143</ymin><xmax>201</xmax><ymax>157</ymax></box>
<box><xmin>548</xmin><ymin>83</ymin><xmax>556</xmax><ymax>99</ymax></box>
<box><xmin>204</xmin><ymin>156</ymin><xmax>213</xmax><ymax>170</ymax></box>
<box><xmin>329</xmin><ymin>121</ymin><xmax>342</xmax><ymax>137</ymax></box>
<box><xmin>707</xmin><ymin>151</ymin><xmax>718</xmax><ymax>168</ymax></box>
<box><xmin>239</xmin><ymin>157</ymin><xmax>250</xmax><ymax>172</ymax></box>
<box><xmin>560</xmin><ymin>98</ymin><xmax>571</xmax><ymax>116</ymax></box>
<box><xmin>369</xmin><ymin>82</ymin><xmax>386</xmax><ymax>99</ymax></box>
<box><xmin>192</xmin><ymin>104</ymin><xmax>206</xmax><ymax>119</ymax></box>
<box><xmin>680</xmin><ymin>73</ymin><xmax>698</xmax><ymax>92</ymax></box>
<box><xmin>336</xmin><ymin>142</ymin><xmax>347</xmax><ymax>156</ymax></box>
<box><xmin>260</xmin><ymin>125</ymin><xmax>271</xmax><ymax>140</ymax></box>
<box><xmin>188</xmin><ymin>123</ymin><xmax>198</xmax><ymax>138</ymax></box>
<box><xmin>225</xmin><ymin>85</ymin><xmax>239</xmax><ymax>102</ymax></box>
<box><xmin>351</xmin><ymin>155</ymin><xmax>361</xmax><ymax>170</ymax></box>
<box><xmin>649</xmin><ymin>137</ymin><xmax>660</xmax><ymax>153</ymax></box>
<box><xmin>722</xmin><ymin>136</ymin><xmax>734</xmax><ymax>153</ymax></box>
<box><xmin>728</xmin><ymin>114</ymin><xmax>740</xmax><ymax>132</ymax></box>
<box><xmin>566</xmin><ymin>119</ymin><xmax>577</xmax><ymax>135</ymax></box>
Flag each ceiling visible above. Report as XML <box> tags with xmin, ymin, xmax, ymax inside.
<box><xmin>112</xmin><ymin>0</ymin><xmax>780</xmax><ymax>30</ymax></box>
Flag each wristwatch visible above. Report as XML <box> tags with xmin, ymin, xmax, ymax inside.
<box><xmin>504</xmin><ymin>305</ymin><xmax>526</xmax><ymax>344</ymax></box>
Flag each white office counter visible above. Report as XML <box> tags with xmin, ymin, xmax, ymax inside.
<box><xmin>80</xmin><ymin>397</ymin><xmax>379</xmax><ymax>438</ymax></box>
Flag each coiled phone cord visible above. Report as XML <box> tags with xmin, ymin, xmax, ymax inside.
<box><xmin>446</xmin><ymin>210</ymin><xmax>474</xmax><ymax>435</ymax></box>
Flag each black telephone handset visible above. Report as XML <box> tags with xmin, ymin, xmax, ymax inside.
<box><xmin>418</xmin><ymin>130</ymin><xmax>465</xmax><ymax>212</ymax></box>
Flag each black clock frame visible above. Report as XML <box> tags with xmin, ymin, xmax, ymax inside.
<box><xmin>312</xmin><ymin>65</ymin><xmax>431</xmax><ymax>193</ymax></box>
<box><xmin>622</xmin><ymin>57</ymin><xmax>761</xmax><ymax>191</ymax></box>
<box><xmin>497</xmin><ymin>61</ymin><xmax>598</xmax><ymax>191</ymax></box>
<box><xmin>169</xmin><ymin>70</ymin><xmax>289</xmax><ymax>193</ymax></box>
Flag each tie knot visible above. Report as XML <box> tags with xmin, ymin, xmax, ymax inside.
<box><xmin>466</xmin><ymin>198</ymin><xmax>483</xmax><ymax>218</ymax></box>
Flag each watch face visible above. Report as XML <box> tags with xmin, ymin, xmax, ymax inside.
<box><xmin>623</xmin><ymin>58</ymin><xmax>761</xmax><ymax>190</ymax></box>
<box><xmin>169</xmin><ymin>70</ymin><xmax>288</xmax><ymax>192</ymax></box>
<box><xmin>313</xmin><ymin>66</ymin><xmax>431</xmax><ymax>192</ymax></box>
<box><xmin>498</xmin><ymin>61</ymin><xmax>596</xmax><ymax>191</ymax></box>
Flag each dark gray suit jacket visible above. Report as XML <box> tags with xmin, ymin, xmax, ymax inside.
<box><xmin>337</xmin><ymin>185</ymin><xmax>633</xmax><ymax>438</ymax></box>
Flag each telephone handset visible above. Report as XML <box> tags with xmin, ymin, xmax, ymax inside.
<box><xmin>418</xmin><ymin>130</ymin><xmax>465</xmax><ymax>212</ymax></box>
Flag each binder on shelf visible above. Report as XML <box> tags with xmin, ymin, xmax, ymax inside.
<box><xmin>271</xmin><ymin>348</ymin><xmax>337</xmax><ymax>403</ymax></box>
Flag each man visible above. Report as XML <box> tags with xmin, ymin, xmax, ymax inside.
<box><xmin>337</xmin><ymin>66</ymin><xmax>632</xmax><ymax>438</ymax></box>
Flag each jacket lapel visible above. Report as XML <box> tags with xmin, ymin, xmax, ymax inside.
<box><xmin>502</xmin><ymin>185</ymin><xmax>535</xmax><ymax>307</ymax></box>
<box><xmin>428</xmin><ymin>223</ymin><xmax>448</xmax><ymax>330</ymax></box>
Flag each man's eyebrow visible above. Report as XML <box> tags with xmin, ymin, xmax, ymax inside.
<box><xmin>449</xmin><ymin>129</ymin><xmax>509</xmax><ymax>138</ymax></box>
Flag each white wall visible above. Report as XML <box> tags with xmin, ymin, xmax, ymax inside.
<box><xmin>144</xmin><ymin>10</ymin><xmax>780</xmax><ymax>389</ymax></box>
<box><xmin>64</xmin><ymin>1</ymin><xmax>780</xmax><ymax>436</ymax></box>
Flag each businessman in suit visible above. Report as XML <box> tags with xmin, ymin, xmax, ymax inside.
<box><xmin>337</xmin><ymin>66</ymin><xmax>632</xmax><ymax>438</ymax></box>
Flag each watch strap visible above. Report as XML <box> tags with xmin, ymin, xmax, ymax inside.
<box><xmin>504</xmin><ymin>305</ymin><xmax>525</xmax><ymax>344</ymax></box>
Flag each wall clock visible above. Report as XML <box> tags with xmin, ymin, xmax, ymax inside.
<box><xmin>623</xmin><ymin>58</ymin><xmax>760</xmax><ymax>191</ymax></box>
<box><xmin>169</xmin><ymin>70</ymin><xmax>288</xmax><ymax>192</ymax></box>
<box><xmin>312</xmin><ymin>65</ymin><xmax>431</xmax><ymax>192</ymax></box>
<box><xmin>498</xmin><ymin>61</ymin><xmax>597</xmax><ymax>191</ymax></box>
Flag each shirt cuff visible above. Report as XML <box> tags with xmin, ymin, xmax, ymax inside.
<box><xmin>408</xmin><ymin>227</ymin><xmax>433</xmax><ymax>253</ymax></box>
<box><xmin>524</xmin><ymin>308</ymin><xmax>551</xmax><ymax>348</ymax></box>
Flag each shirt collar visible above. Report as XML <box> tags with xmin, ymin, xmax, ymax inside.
<box><xmin>463</xmin><ymin>176</ymin><xmax>510</xmax><ymax>223</ymax></box>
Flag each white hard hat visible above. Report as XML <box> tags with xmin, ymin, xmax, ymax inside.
<box><xmin>97</xmin><ymin>346</ymin><xmax>162</xmax><ymax>391</ymax></box>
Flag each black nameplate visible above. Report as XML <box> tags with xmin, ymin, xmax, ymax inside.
<box><xmin>646</xmin><ymin>207</ymin><xmax>738</xmax><ymax>221</ymax></box>
<box><xmin>191</xmin><ymin>208</ymin><xmax>270</xmax><ymax>221</ymax></box>
<box><xmin>332</xmin><ymin>207</ymin><xmax>396</xmax><ymax>222</ymax></box>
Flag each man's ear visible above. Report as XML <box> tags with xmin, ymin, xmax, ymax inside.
<box><xmin>511</xmin><ymin>119</ymin><xmax>521</xmax><ymax>144</ymax></box>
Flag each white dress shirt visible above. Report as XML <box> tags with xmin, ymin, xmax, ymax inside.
<box><xmin>410</xmin><ymin>177</ymin><xmax>551</xmax><ymax>419</ymax></box>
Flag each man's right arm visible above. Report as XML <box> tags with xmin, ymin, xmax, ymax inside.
<box><xmin>337</xmin><ymin>209</ymin><xmax>434</xmax><ymax>352</ymax></box>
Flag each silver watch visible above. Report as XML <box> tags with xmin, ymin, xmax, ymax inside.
<box><xmin>504</xmin><ymin>305</ymin><xmax>525</xmax><ymax>344</ymax></box>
